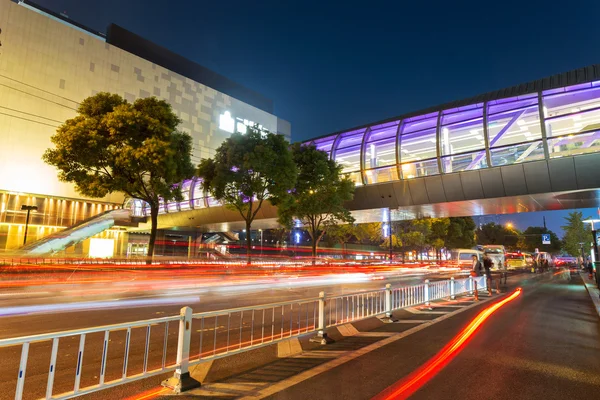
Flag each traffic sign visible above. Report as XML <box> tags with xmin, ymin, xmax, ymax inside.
<box><xmin>542</xmin><ymin>234</ymin><xmax>551</xmax><ymax>245</ymax></box>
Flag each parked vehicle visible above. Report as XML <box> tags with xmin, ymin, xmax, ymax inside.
<box><xmin>554</xmin><ymin>256</ymin><xmax>577</xmax><ymax>267</ymax></box>
<box><xmin>449</xmin><ymin>249</ymin><xmax>484</xmax><ymax>269</ymax></box>
<box><xmin>482</xmin><ymin>245</ymin><xmax>506</xmax><ymax>270</ymax></box>
<box><xmin>506</xmin><ymin>252</ymin><xmax>534</xmax><ymax>270</ymax></box>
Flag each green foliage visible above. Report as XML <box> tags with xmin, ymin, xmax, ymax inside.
<box><xmin>475</xmin><ymin>222</ymin><xmax>521</xmax><ymax>250</ymax></box>
<box><xmin>197</xmin><ymin>127</ymin><xmax>297</xmax><ymax>260</ymax></box>
<box><xmin>518</xmin><ymin>226</ymin><xmax>561</xmax><ymax>253</ymax></box>
<box><xmin>561</xmin><ymin>211</ymin><xmax>591</xmax><ymax>256</ymax></box>
<box><xmin>445</xmin><ymin>217</ymin><xmax>476</xmax><ymax>249</ymax></box>
<box><xmin>353</xmin><ymin>223</ymin><xmax>383</xmax><ymax>245</ymax></box>
<box><xmin>43</xmin><ymin>92</ymin><xmax>194</xmax><ymax>258</ymax></box>
<box><xmin>324</xmin><ymin>224</ymin><xmax>355</xmax><ymax>247</ymax></box>
<box><xmin>276</xmin><ymin>143</ymin><xmax>355</xmax><ymax>257</ymax></box>
<box><xmin>380</xmin><ymin>235</ymin><xmax>402</xmax><ymax>250</ymax></box>
<box><xmin>428</xmin><ymin>218</ymin><xmax>450</xmax><ymax>249</ymax></box>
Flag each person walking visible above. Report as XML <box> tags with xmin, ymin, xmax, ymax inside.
<box><xmin>588</xmin><ymin>258</ymin><xmax>594</xmax><ymax>279</ymax></box>
<box><xmin>483</xmin><ymin>254</ymin><xmax>494</xmax><ymax>295</ymax></box>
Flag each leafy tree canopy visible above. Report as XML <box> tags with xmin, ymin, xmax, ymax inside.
<box><xmin>43</xmin><ymin>92</ymin><xmax>194</xmax><ymax>257</ymax></box>
<box><xmin>276</xmin><ymin>143</ymin><xmax>355</xmax><ymax>257</ymax></box>
<box><xmin>445</xmin><ymin>217</ymin><xmax>476</xmax><ymax>249</ymax></box>
<box><xmin>198</xmin><ymin>127</ymin><xmax>297</xmax><ymax>261</ymax></box>
<box><xmin>561</xmin><ymin>211</ymin><xmax>591</xmax><ymax>256</ymax></box>
<box><xmin>518</xmin><ymin>226</ymin><xmax>561</xmax><ymax>253</ymax></box>
<box><xmin>475</xmin><ymin>222</ymin><xmax>521</xmax><ymax>250</ymax></box>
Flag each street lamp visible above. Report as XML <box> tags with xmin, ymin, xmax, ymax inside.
<box><xmin>258</xmin><ymin>229</ymin><xmax>263</xmax><ymax>257</ymax></box>
<box><xmin>506</xmin><ymin>222</ymin><xmax>513</xmax><ymax>229</ymax></box>
<box><xmin>21</xmin><ymin>205</ymin><xmax>38</xmax><ymax>245</ymax></box>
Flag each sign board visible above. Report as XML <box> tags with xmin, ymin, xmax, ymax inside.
<box><xmin>542</xmin><ymin>234</ymin><xmax>551</xmax><ymax>245</ymax></box>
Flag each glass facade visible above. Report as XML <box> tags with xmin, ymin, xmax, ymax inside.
<box><xmin>300</xmin><ymin>80</ymin><xmax>600</xmax><ymax>185</ymax></box>
<box><xmin>131</xmin><ymin>79</ymin><xmax>600</xmax><ymax>217</ymax></box>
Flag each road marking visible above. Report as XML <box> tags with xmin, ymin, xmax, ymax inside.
<box><xmin>394</xmin><ymin>320</ymin><xmax>427</xmax><ymax>324</ymax></box>
<box><xmin>238</xmin><ymin>295</ymin><xmax>495</xmax><ymax>400</ymax></box>
<box><xmin>405</xmin><ymin>307</ymin><xmax>448</xmax><ymax>315</ymax></box>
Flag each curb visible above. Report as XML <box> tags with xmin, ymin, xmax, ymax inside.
<box><xmin>580</xmin><ymin>272</ymin><xmax>600</xmax><ymax>319</ymax></box>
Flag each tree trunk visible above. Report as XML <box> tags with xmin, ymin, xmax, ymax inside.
<box><xmin>311</xmin><ymin>239</ymin><xmax>317</xmax><ymax>264</ymax></box>
<box><xmin>246</xmin><ymin>220</ymin><xmax>252</xmax><ymax>265</ymax></box>
<box><xmin>147</xmin><ymin>204</ymin><xmax>159</xmax><ymax>265</ymax></box>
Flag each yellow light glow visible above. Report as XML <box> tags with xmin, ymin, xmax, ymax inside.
<box><xmin>89</xmin><ymin>238</ymin><xmax>115</xmax><ymax>258</ymax></box>
<box><xmin>506</xmin><ymin>222</ymin><xmax>513</xmax><ymax>229</ymax></box>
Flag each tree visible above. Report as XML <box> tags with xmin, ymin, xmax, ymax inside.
<box><xmin>428</xmin><ymin>218</ymin><xmax>450</xmax><ymax>259</ymax></box>
<box><xmin>519</xmin><ymin>227</ymin><xmax>561</xmax><ymax>253</ymax></box>
<box><xmin>197</xmin><ymin>127</ymin><xmax>297</xmax><ymax>263</ymax></box>
<box><xmin>43</xmin><ymin>93</ymin><xmax>194</xmax><ymax>259</ymax></box>
<box><xmin>475</xmin><ymin>222</ymin><xmax>522</xmax><ymax>250</ymax></box>
<box><xmin>445</xmin><ymin>217</ymin><xmax>476</xmax><ymax>249</ymax></box>
<box><xmin>562</xmin><ymin>211</ymin><xmax>591</xmax><ymax>257</ymax></box>
<box><xmin>276</xmin><ymin>143</ymin><xmax>355</xmax><ymax>258</ymax></box>
<box><xmin>354</xmin><ymin>223</ymin><xmax>383</xmax><ymax>245</ymax></box>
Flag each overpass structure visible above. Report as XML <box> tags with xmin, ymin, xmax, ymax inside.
<box><xmin>137</xmin><ymin>64</ymin><xmax>600</xmax><ymax>232</ymax></box>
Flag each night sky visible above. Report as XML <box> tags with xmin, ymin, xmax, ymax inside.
<box><xmin>32</xmin><ymin>0</ymin><xmax>600</xmax><ymax>236</ymax></box>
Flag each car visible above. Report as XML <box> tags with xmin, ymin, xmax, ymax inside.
<box><xmin>554</xmin><ymin>256</ymin><xmax>577</xmax><ymax>267</ymax></box>
<box><xmin>506</xmin><ymin>252</ymin><xmax>534</xmax><ymax>270</ymax></box>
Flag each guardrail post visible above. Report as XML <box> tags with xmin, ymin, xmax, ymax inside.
<box><xmin>310</xmin><ymin>291</ymin><xmax>334</xmax><ymax>344</ymax></box>
<box><xmin>468</xmin><ymin>276</ymin><xmax>474</xmax><ymax>295</ymax></box>
<box><xmin>473</xmin><ymin>281</ymin><xmax>479</xmax><ymax>301</ymax></box>
<box><xmin>450</xmin><ymin>277</ymin><xmax>455</xmax><ymax>300</ymax></box>
<box><xmin>424</xmin><ymin>279</ymin><xmax>430</xmax><ymax>306</ymax></box>
<box><xmin>380</xmin><ymin>284</ymin><xmax>397</xmax><ymax>323</ymax></box>
<box><xmin>161</xmin><ymin>307</ymin><xmax>200</xmax><ymax>393</ymax></box>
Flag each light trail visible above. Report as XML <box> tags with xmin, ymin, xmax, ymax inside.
<box><xmin>373</xmin><ymin>288</ymin><xmax>523</xmax><ymax>400</ymax></box>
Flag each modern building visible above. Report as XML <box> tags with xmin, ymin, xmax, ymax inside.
<box><xmin>0</xmin><ymin>0</ymin><xmax>290</xmax><ymax>254</ymax></box>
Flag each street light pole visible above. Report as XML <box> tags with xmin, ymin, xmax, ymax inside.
<box><xmin>259</xmin><ymin>229</ymin><xmax>263</xmax><ymax>257</ymax></box>
<box><xmin>21</xmin><ymin>205</ymin><xmax>38</xmax><ymax>246</ymax></box>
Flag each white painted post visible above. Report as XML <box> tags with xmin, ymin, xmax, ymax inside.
<box><xmin>424</xmin><ymin>279</ymin><xmax>430</xmax><ymax>306</ymax></box>
<box><xmin>15</xmin><ymin>343</ymin><xmax>29</xmax><ymax>400</ymax></box>
<box><xmin>162</xmin><ymin>307</ymin><xmax>200</xmax><ymax>393</ymax></box>
<box><xmin>450</xmin><ymin>277</ymin><xmax>455</xmax><ymax>300</ymax></box>
<box><xmin>176</xmin><ymin>307</ymin><xmax>192</xmax><ymax>377</ymax></box>
<box><xmin>469</xmin><ymin>276</ymin><xmax>474</xmax><ymax>295</ymax></box>
<box><xmin>310</xmin><ymin>291</ymin><xmax>334</xmax><ymax>344</ymax></box>
<box><xmin>385</xmin><ymin>284</ymin><xmax>392</xmax><ymax>317</ymax></box>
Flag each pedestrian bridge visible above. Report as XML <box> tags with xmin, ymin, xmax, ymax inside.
<box><xmin>131</xmin><ymin>65</ymin><xmax>600</xmax><ymax>231</ymax></box>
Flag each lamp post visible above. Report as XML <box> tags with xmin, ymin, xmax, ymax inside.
<box><xmin>259</xmin><ymin>229</ymin><xmax>263</xmax><ymax>257</ymax></box>
<box><xmin>21</xmin><ymin>205</ymin><xmax>38</xmax><ymax>246</ymax></box>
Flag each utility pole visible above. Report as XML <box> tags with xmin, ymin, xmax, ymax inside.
<box><xmin>388</xmin><ymin>207</ymin><xmax>393</xmax><ymax>261</ymax></box>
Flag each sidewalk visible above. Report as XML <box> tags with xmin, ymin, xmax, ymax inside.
<box><xmin>164</xmin><ymin>271</ymin><xmax>600</xmax><ymax>400</ymax></box>
<box><xmin>581</xmin><ymin>271</ymin><xmax>600</xmax><ymax>318</ymax></box>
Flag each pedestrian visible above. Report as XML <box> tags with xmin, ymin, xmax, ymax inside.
<box><xmin>483</xmin><ymin>254</ymin><xmax>494</xmax><ymax>295</ymax></box>
<box><xmin>471</xmin><ymin>255</ymin><xmax>483</xmax><ymax>277</ymax></box>
<box><xmin>588</xmin><ymin>259</ymin><xmax>594</xmax><ymax>279</ymax></box>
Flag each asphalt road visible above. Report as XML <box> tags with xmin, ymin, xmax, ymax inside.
<box><xmin>262</xmin><ymin>271</ymin><xmax>600</xmax><ymax>400</ymax></box>
<box><xmin>0</xmin><ymin>268</ymin><xmax>463</xmax><ymax>400</ymax></box>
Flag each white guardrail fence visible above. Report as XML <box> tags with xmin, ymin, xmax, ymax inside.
<box><xmin>0</xmin><ymin>276</ymin><xmax>487</xmax><ymax>400</ymax></box>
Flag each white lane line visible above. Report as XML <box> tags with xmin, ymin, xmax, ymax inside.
<box><xmin>238</xmin><ymin>295</ymin><xmax>496</xmax><ymax>400</ymax></box>
<box><xmin>394</xmin><ymin>320</ymin><xmax>428</xmax><ymax>324</ymax></box>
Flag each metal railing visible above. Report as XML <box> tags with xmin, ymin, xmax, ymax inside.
<box><xmin>0</xmin><ymin>275</ymin><xmax>487</xmax><ymax>399</ymax></box>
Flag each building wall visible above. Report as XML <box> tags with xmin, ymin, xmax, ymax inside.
<box><xmin>0</xmin><ymin>0</ymin><xmax>285</xmax><ymax>204</ymax></box>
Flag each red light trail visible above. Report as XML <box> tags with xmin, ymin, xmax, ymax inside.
<box><xmin>372</xmin><ymin>288</ymin><xmax>522</xmax><ymax>400</ymax></box>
